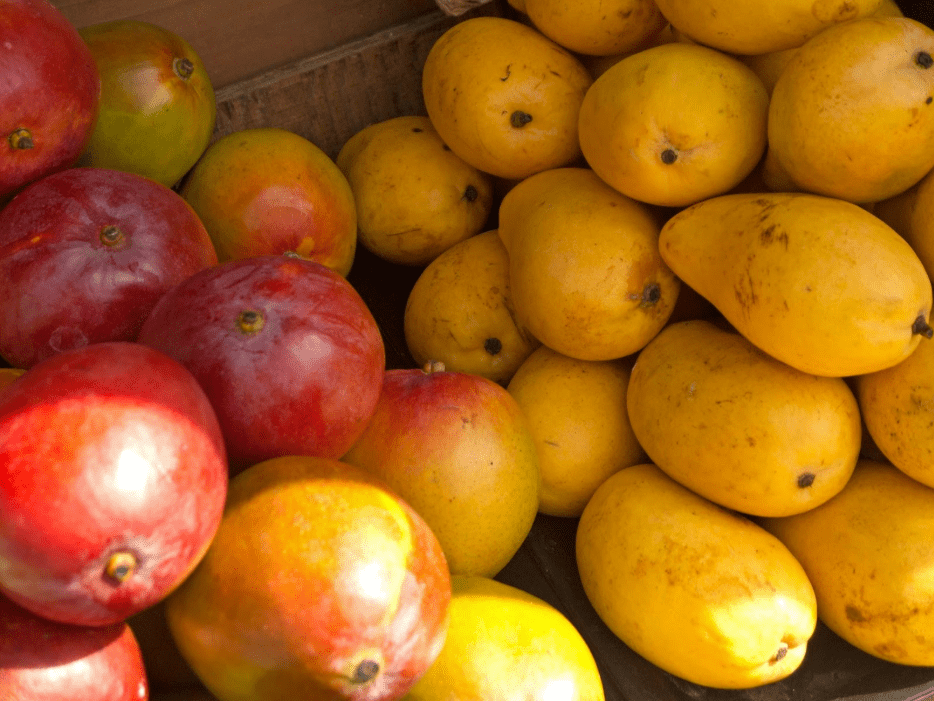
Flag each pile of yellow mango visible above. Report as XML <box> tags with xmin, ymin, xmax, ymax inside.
<box><xmin>336</xmin><ymin>0</ymin><xmax>934</xmax><ymax>691</ymax></box>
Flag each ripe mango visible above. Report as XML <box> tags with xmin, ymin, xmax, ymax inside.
<box><xmin>658</xmin><ymin>192</ymin><xmax>933</xmax><ymax>377</ymax></box>
<box><xmin>856</xmin><ymin>334</ymin><xmax>934</xmax><ymax>488</ymax></box>
<box><xmin>576</xmin><ymin>463</ymin><xmax>817</xmax><ymax>689</ymax></box>
<box><xmin>761</xmin><ymin>460</ymin><xmax>934</xmax><ymax>666</ymax></box>
<box><xmin>627</xmin><ymin>320</ymin><xmax>861</xmax><ymax>516</ymax></box>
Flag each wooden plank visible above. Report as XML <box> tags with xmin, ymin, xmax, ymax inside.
<box><xmin>210</xmin><ymin>3</ymin><xmax>506</xmax><ymax>161</ymax></box>
<box><xmin>49</xmin><ymin>0</ymin><xmax>438</xmax><ymax>89</ymax></box>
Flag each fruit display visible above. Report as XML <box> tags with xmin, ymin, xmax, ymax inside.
<box><xmin>3</xmin><ymin>0</ymin><xmax>934</xmax><ymax>700</ymax></box>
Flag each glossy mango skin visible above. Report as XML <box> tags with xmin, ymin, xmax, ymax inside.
<box><xmin>760</xmin><ymin>460</ymin><xmax>934</xmax><ymax>666</ymax></box>
<box><xmin>165</xmin><ymin>456</ymin><xmax>451</xmax><ymax>701</ymax></box>
<box><xmin>627</xmin><ymin>320</ymin><xmax>861</xmax><ymax>517</ymax></box>
<box><xmin>342</xmin><ymin>367</ymin><xmax>540</xmax><ymax>579</ymax></box>
<box><xmin>79</xmin><ymin>20</ymin><xmax>216</xmax><ymax>189</ymax></box>
<box><xmin>1</xmin><ymin>0</ymin><xmax>100</xmax><ymax>197</ymax></box>
<box><xmin>578</xmin><ymin>42</ymin><xmax>769</xmax><ymax>208</ymax></box>
<box><xmin>659</xmin><ymin>192</ymin><xmax>934</xmax><ymax>377</ymax></box>
<box><xmin>576</xmin><ymin>463</ymin><xmax>817</xmax><ymax>689</ymax></box>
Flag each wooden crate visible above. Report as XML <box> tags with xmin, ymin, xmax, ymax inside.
<box><xmin>57</xmin><ymin>0</ymin><xmax>934</xmax><ymax>699</ymax></box>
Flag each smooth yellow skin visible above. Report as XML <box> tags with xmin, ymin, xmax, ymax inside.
<box><xmin>628</xmin><ymin>320</ymin><xmax>861</xmax><ymax>517</ymax></box>
<box><xmin>403</xmin><ymin>230</ymin><xmax>540</xmax><ymax>386</ymax></box>
<box><xmin>523</xmin><ymin>0</ymin><xmax>668</xmax><ymax>56</ymax></box>
<box><xmin>498</xmin><ymin>167</ymin><xmax>680</xmax><ymax>361</ymax></box>
<box><xmin>856</xmin><ymin>333</ymin><xmax>934</xmax><ymax>488</ymax></box>
<box><xmin>733</xmin><ymin>0</ymin><xmax>913</xmax><ymax>105</ymax></box>
<box><xmin>577</xmin><ymin>463</ymin><xmax>817</xmax><ymax>689</ymax></box>
<box><xmin>760</xmin><ymin>460</ymin><xmax>934</xmax><ymax>666</ymax></box>
<box><xmin>875</xmin><ymin>165</ymin><xmax>934</xmax><ymax>280</ymax></box>
<box><xmin>506</xmin><ymin>346</ymin><xmax>646</xmax><ymax>517</ymax></box>
<box><xmin>659</xmin><ymin>192</ymin><xmax>933</xmax><ymax>377</ymax></box>
<box><xmin>654</xmin><ymin>0</ymin><xmax>882</xmax><ymax>54</ymax></box>
<box><xmin>768</xmin><ymin>17</ymin><xmax>934</xmax><ymax>204</ymax></box>
<box><xmin>404</xmin><ymin>576</ymin><xmax>604</xmax><ymax>701</ymax></box>
<box><xmin>578</xmin><ymin>43</ymin><xmax>769</xmax><ymax>208</ymax></box>
<box><xmin>335</xmin><ymin>116</ymin><xmax>494</xmax><ymax>266</ymax></box>
<box><xmin>422</xmin><ymin>17</ymin><xmax>593</xmax><ymax>180</ymax></box>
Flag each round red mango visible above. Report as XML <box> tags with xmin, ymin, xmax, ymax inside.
<box><xmin>137</xmin><ymin>254</ymin><xmax>385</xmax><ymax>471</ymax></box>
<box><xmin>180</xmin><ymin>127</ymin><xmax>358</xmax><ymax>276</ymax></box>
<box><xmin>0</xmin><ymin>342</ymin><xmax>228</xmax><ymax>626</ymax></box>
<box><xmin>1</xmin><ymin>0</ymin><xmax>100</xmax><ymax>197</ymax></box>
<box><xmin>0</xmin><ymin>593</ymin><xmax>149</xmax><ymax>700</ymax></box>
<box><xmin>0</xmin><ymin>167</ymin><xmax>218</xmax><ymax>369</ymax></box>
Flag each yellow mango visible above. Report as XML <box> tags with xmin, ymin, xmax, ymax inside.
<box><xmin>856</xmin><ymin>331</ymin><xmax>934</xmax><ymax>488</ymax></box>
<box><xmin>577</xmin><ymin>42</ymin><xmax>769</xmax><ymax>208</ymax></box>
<box><xmin>498</xmin><ymin>167</ymin><xmax>680</xmax><ymax>361</ymax></box>
<box><xmin>522</xmin><ymin>0</ymin><xmax>668</xmax><ymax>56</ymax></box>
<box><xmin>421</xmin><ymin>16</ymin><xmax>593</xmax><ymax>181</ymax></box>
<box><xmin>576</xmin><ymin>463</ymin><xmax>817</xmax><ymax>689</ymax></box>
<box><xmin>403</xmin><ymin>230</ymin><xmax>540</xmax><ymax>385</ymax></box>
<box><xmin>628</xmin><ymin>320</ymin><xmax>861</xmax><ymax>516</ymax></box>
<box><xmin>652</xmin><ymin>0</ymin><xmax>883</xmax><ymax>55</ymax></box>
<box><xmin>874</xmin><ymin>165</ymin><xmax>934</xmax><ymax>282</ymax></box>
<box><xmin>335</xmin><ymin>115</ymin><xmax>494</xmax><ymax>266</ymax></box>
<box><xmin>768</xmin><ymin>17</ymin><xmax>934</xmax><ymax>204</ymax></box>
<box><xmin>658</xmin><ymin>192</ymin><xmax>934</xmax><ymax>377</ymax></box>
<box><xmin>404</xmin><ymin>575</ymin><xmax>604</xmax><ymax>701</ymax></box>
<box><xmin>507</xmin><ymin>345</ymin><xmax>646</xmax><ymax>517</ymax></box>
<box><xmin>760</xmin><ymin>459</ymin><xmax>934</xmax><ymax>666</ymax></box>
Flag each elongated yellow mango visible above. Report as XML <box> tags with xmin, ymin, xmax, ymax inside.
<box><xmin>658</xmin><ymin>192</ymin><xmax>933</xmax><ymax>377</ymax></box>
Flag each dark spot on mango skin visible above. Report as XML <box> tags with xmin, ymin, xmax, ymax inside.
<box><xmin>759</xmin><ymin>224</ymin><xmax>790</xmax><ymax>249</ymax></box>
<box><xmin>846</xmin><ymin>605</ymin><xmax>866</xmax><ymax>622</ymax></box>
<box><xmin>798</xmin><ymin>472</ymin><xmax>816</xmax><ymax>488</ymax></box>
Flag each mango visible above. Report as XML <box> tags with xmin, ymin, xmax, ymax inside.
<box><xmin>498</xmin><ymin>167</ymin><xmax>680</xmax><ymax>361</ymax></box>
<box><xmin>576</xmin><ymin>463</ymin><xmax>817</xmax><ymax>689</ymax></box>
<box><xmin>627</xmin><ymin>320</ymin><xmax>861</xmax><ymax>516</ymax></box>
<box><xmin>761</xmin><ymin>460</ymin><xmax>934</xmax><ymax>666</ymax></box>
<box><xmin>856</xmin><ymin>334</ymin><xmax>934</xmax><ymax>488</ymax></box>
<box><xmin>658</xmin><ymin>192</ymin><xmax>934</xmax><ymax>377</ymax></box>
